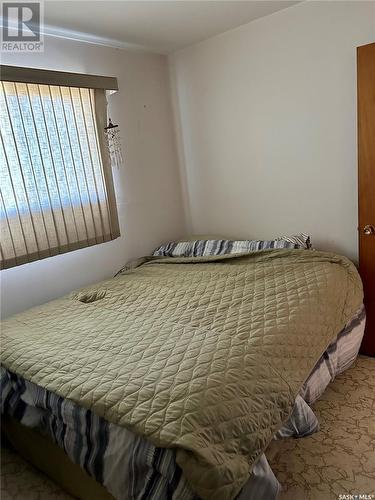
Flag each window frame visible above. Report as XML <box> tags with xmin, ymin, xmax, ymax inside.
<box><xmin>0</xmin><ymin>65</ymin><xmax>120</xmax><ymax>270</ymax></box>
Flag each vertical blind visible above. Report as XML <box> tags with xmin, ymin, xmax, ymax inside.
<box><xmin>0</xmin><ymin>75</ymin><xmax>120</xmax><ymax>270</ymax></box>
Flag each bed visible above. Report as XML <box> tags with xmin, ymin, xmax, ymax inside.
<box><xmin>1</xmin><ymin>240</ymin><xmax>364</xmax><ymax>500</ymax></box>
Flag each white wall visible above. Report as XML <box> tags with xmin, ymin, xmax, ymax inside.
<box><xmin>1</xmin><ymin>37</ymin><xmax>186</xmax><ymax>318</ymax></box>
<box><xmin>170</xmin><ymin>1</ymin><xmax>375</xmax><ymax>261</ymax></box>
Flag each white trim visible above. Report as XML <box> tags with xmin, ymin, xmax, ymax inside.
<box><xmin>42</xmin><ymin>23</ymin><xmax>163</xmax><ymax>54</ymax></box>
<box><xmin>0</xmin><ymin>19</ymin><xmax>164</xmax><ymax>54</ymax></box>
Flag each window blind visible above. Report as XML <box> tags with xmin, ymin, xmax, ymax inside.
<box><xmin>0</xmin><ymin>79</ymin><xmax>120</xmax><ymax>270</ymax></box>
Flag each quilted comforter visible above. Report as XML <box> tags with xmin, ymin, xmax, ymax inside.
<box><xmin>1</xmin><ymin>249</ymin><xmax>363</xmax><ymax>500</ymax></box>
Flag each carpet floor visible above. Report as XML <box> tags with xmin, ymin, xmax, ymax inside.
<box><xmin>1</xmin><ymin>355</ymin><xmax>374</xmax><ymax>500</ymax></box>
<box><xmin>267</xmin><ymin>355</ymin><xmax>375</xmax><ymax>499</ymax></box>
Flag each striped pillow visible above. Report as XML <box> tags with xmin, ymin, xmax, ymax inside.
<box><xmin>276</xmin><ymin>233</ymin><xmax>312</xmax><ymax>249</ymax></box>
<box><xmin>153</xmin><ymin>233</ymin><xmax>312</xmax><ymax>258</ymax></box>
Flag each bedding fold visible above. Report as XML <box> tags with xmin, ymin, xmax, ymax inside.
<box><xmin>1</xmin><ymin>249</ymin><xmax>363</xmax><ymax>499</ymax></box>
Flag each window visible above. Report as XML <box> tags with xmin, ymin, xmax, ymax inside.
<box><xmin>0</xmin><ymin>66</ymin><xmax>120</xmax><ymax>270</ymax></box>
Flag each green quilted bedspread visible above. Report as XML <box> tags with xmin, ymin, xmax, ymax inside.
<box><xmin>1</xmin><ymin>249</ymin><xmax>363</xmax><ymax>499</ymax></box>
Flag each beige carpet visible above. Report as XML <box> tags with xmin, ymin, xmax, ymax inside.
<box><xmin>1</xmin><ymin>446</ymin><xmax>72</xmax><ymax>499</ymax></box>
<box><xmin>1</xmin><ymin>356</ymin><xmax>374</xmax><ymax>500</ymax></box>
<box><xmin>267</xmin><ymin>355</ymin><xmax>375</xmax><ymax>499</ymax></box>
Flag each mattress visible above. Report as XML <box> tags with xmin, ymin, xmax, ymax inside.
<box><xmin>1</xmin><ymin>305</ymin><xmax>365</xmax><ymax>500</ymax></box>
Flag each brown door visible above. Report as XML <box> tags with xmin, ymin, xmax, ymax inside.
<box><xmin>358</xmin><ymin>42</ymin><xmax>375</xmax><ymax>357</ymax></box>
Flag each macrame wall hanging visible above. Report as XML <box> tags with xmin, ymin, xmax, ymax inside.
<box><xmin>104</xmin><ymin>91</ymin><xmax>123</xmax><ymax>169</ymax></box>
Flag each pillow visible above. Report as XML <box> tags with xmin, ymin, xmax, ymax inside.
<box><xmin>152</xmin><ymin>233</ymin><xmax>312</xmax><ymax>258</ymax></box>
<box><xmin>175</xmin><ymin>234</ymin><xmax>233</xmax><ymax>242</ymax></box>
<box><xmin>275</xmin><ymin>232</ymin><xmax>312</xmax><ymax>249</ymax></box>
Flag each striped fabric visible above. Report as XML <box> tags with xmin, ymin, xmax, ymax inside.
<box><xmin>300</xmin><ymin>305</ymin><xmax>366</xmax><ymax>404</ymax></box>
<box><xmin>1</xmin><ymin>369</ymin><xmax>320</xmax><ymax>500</ymax></box>
<box><xmin>152</xmin><ymin>234</ymin><xmax>312</xmax><ymax>258</ymax></box>
<box><xmin>1</xmin><ymin>306</ymin><xmax>364</xmax><ymax>500</ymax></box>
<box><xmin>275</xmin><ymin>395</ymin><xmax>319</xmax><ymax>439</ymax></box>
<box><xmin>276</xmin><ymin>233</ymin><xmax>312</xmax><ymax>249</ymax></box>
<box><xmin>1</xmin><ymin>368</ymin><xmax>281</xmax><ymax>500</ymax></box>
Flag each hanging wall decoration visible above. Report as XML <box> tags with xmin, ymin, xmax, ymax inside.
<box><xmin>104</xmin><ymin>117</ymin><xmax>123</xmax><ymax>169</ymax></box>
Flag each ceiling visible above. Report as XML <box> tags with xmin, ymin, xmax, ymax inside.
<box><xmin>43</xmin><ymin>1</ymin><xmax>300</xmax><ymax>54</ymax></box>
